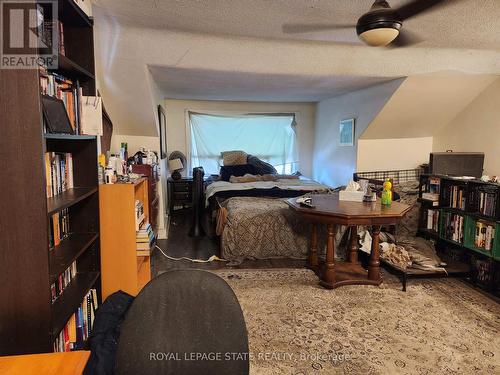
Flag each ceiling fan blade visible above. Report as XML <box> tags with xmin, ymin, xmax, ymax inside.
<box><xmin>395</xmin><ymin>0</ymin><xmax>461</xmax><ymax>21</ymax></box>
<box><xmin>282</xmin><ymin>23</ymin><xmax>355</xmax><ymax>34</ymax></box>
<box><xmin>388</xmin><ymin>29</ymin><xmax>424</xmax><ymax>48</ymax></box>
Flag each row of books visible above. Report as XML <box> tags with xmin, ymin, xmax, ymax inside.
<box><xmin>446</xmin><ymin>185</ymin><xmax>466</xmax><ymax>210</ymax></box>
<box><xmin>478</xmin><ymin>191</ymin><xmax>497</xmax><ymax>217</ymax></box>
<box><xmin>422</xmin><ymin>177</ymin><xmax>441</xmax><ymax>203</ymax></box>
<box><xmin>45</xmin><ymin>152</ymin><xmax>74</xmax><ymax>198</ymax></box>
<box><xmin>54</xmin><ymin>289</ymin><xmax>98</xmax><ymax>352</ymax></box>
<box><xmin>137</xmin><ymin>222</ymin><xmax>155</xmax><ymax>251</ymax></box>
<box><xmin>37</xmin><ymin>4</ymin><xmax>65</xmax><ymax>55</ymax></box>
<box><xmin>40</xmin><ymin>70</ymin><xmax>83</xmax><ymax>134</ymax></box>
<box><xmin>50</xmin><ymin>261</ymin><xmax>77</xmax><ymax>303</ymax></box>
<box><xmin>135</xmin><ymin>200</ymin><xmax>145</xmax><ymax>231</ymax></box>
<box><xmin>474</xmin><ymin>221</ymin><xmax>496</xmax><ymax>251</ymax></box>
<box><xmin>49</xmin><ymin>209</ymin><xmax>70</xmax><ymax>248</ymax></box>
<box><xmin>443</xmin><ymin>212</ymin><xmax>464</xmax><ymax>244</ymax></box>
<box><xmin>426</xmin><ymin>209</ymin><xmax>440</xmax><ymax>232</ymax></box>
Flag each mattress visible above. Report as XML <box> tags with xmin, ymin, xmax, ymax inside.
<box><xmin>220</xmin><ymin>197</ymin><xmax>310</xmax><ymax>263</ymax></box>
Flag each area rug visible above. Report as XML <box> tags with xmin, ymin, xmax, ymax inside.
<box><xmin>213</xmin><ymin>269</ymin><xmax>500</xmax><ymax>375</ymax></box>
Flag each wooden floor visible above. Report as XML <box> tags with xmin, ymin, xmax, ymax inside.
<box><xmin>151</xmin><ymin>209</ymin><xmax>307</xmax><ymax>278</ymax></box>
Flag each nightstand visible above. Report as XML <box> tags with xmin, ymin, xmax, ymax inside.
<box><xmin>167</xmin><ymin>177</ymin><xmax>193</xmax><ymax>214</ymax></box>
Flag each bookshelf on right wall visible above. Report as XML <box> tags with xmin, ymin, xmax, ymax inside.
<box><xmin>417</xmin><ymin>174</ymin><xmax>500</xmax><ymax>296</ymax></box>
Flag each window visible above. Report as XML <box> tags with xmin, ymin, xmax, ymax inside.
<box><xmin>189</xmin><ymin>112</ymin><xmax>298</xmax><ymax>175</ymax></box>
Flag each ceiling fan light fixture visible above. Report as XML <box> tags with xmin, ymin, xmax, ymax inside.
<box><xmin>358</xmin><ymin>27</ymin><xmax>400</xmax><ymax>46</ymax></box>
<box><xmin>356</xmin><ymin>2</ymin><xmax>402</xmax><ymax>47</ymax></box>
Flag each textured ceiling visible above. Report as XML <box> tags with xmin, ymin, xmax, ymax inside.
<box><xmin>94</xmin><ymin>0</ymin><xmax>500</xmax><ymax>50</ymax></box>
<box><xmin>149</xmin><ymin>66</ymin><xmax>398</xmax><ymax>102</ymax></box>
<box><xmin>92</xmin><ymin>1</ymin><xmax>500</xmax><ymax>136</ymax></box>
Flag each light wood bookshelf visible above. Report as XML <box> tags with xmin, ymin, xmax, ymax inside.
<box><xmin>99</xmin><ymin>178</ymin><xmax>153</xmax><ymax>300</ymax></box>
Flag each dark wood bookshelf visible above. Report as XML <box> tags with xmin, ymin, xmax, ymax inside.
<box><xmin>417</xmin><ymin>228</ymin><xmax>439</xmax><ymax>240</ymax></box>
<box><xmin>51</xmin><ymin>54</ymin><xmax>95</xmax><ymax>81</ymax></box>
<box><xmin>57</xmin><ymin>0</ymin><xmax>93</xmax><ymax>27</ymax></box>
<box><xmin>47</xmin><ymin>187</ymin><xmax>98</xmax><ymax>215</ymax></box>
<box><xmin>44</xmin><ymin>133</ymin><xmax>97</xmax><ymax>140</ymax></box>
<box><xmin>51</xmin><ymin>271</ymin><xmax>100</xmax><ymax>337</ymax></box>
<box><xmin>416</xmin><ymin>174</ymin><xmax>500</xmax><ymax>298</ymax></box>
<box><xmin>49</xmin><ymin>233</ymin><xmax>99</xmax><ymax>283</ymax></box>
<box><xmin>0</xmin><ymin>0</ymin><xmax>100</xmax><ymax>355</ymax></box>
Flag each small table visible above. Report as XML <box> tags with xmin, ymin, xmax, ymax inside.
<box><xmin>167</xmin><ymin>177</ymin><xmax>194</xmax><ymax>214</ymax></box>
<box><xmin>287</xmin><ymin>194</ymin><xmax>411</xmax><ymax>289</ymax></box>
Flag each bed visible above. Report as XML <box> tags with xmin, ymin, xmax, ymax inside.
<box><xmin>207</xmin><ymin>177</ymin><xmax>330</xmax><ymax>264</ymax></box>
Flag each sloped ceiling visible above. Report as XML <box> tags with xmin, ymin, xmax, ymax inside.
<box><xmin>92</xmin><ymin>1</ymin><xmax>500</xmax><ymax>136</ymax></box>
<box><xmin>360</xmin><ymin>72</ymin><xmax>498</xmax><ymax>139</ymax></box>
<box><xmin>148</xmin><ymin>66</ymin><xmax>397</xmax><ymax>102</ymax></box>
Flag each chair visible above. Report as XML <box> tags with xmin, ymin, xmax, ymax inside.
<box><xmin>115</xmin><ymin>270</ymin><xmax>249</xmax><ymax>375</ymax></box>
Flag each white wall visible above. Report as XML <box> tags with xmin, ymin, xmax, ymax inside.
<box><xmin>164</xmin><ymin>99</ymin><xmax>316</xmax><ymax>177</ymax></box>
<box><xmin>361</xmin><ymin>73</ymin><xmax>497</xmax><ymax>139</ymax></box>
<box><xmin>312</xmin><ymin>79</ymin><xmax>403</xmax><ymax>188</ymax></box>
<box><xmin>357</xmin><ymin>137</ymin><xmax>433</xmax><ymax>172</ymax></box>
<box><xmin>433</xmin><ymin>78</ymin><xmax>500</xmax><ymax>175</ymax></box>
<box><xmin>110</xmin><ymin>135</ymin><xmax>167</xmax><ymax>239</ymax></box>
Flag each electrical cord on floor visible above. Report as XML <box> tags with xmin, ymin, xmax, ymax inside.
<box><xmin>155</xmin><ymin>245</ymin><xmax>228</xmax><ymax>263</ymax></box>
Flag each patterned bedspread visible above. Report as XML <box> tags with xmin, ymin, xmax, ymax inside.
<box><xmin>220</xmin><ymin>197</ymin><xmax>310</xmax><ymax>263</ymax></box>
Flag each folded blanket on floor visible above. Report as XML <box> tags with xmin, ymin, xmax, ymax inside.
<box><xmin>359</xmin><ymin>230</ymin><xmax>446</xmax><ymax>271</ymax></box>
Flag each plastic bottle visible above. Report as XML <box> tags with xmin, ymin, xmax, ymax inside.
<box><xmin>381</xmin><ymin>178</ymin><xmax>392</xmax><ymax>206</ymax></box>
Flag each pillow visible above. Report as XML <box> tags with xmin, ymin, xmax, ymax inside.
<box><xmin>247</xmin><ymin>155</ymin><xmax>277</xmax><ymax>175</ymax></box>
<box><xmin>221</xmin><ymin>150</ymin><xmax>247</xmax><ymax>166</ymax></box>
<box><xmin>220</xmin><ymin>164</ymin><xmax>260</xmax><ymax>181</ymax></box>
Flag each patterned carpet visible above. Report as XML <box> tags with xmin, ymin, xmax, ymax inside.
<box><xmin>213</xmin><ymin>268</ymin><xmax>500</xmax><ymax>375</ymax></box>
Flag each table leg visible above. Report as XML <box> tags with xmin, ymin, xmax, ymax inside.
<box><xmin>348</xmin><ymin>226</ymin><xmax>359</xmax><ymax>264</ymax></box>
<box><xmin>368</xmin><ymin>225</ymin><xmax>381</xmax><ymax>282</ymax></box>
<box><xmin>320</xmin><ymin>224</ymin><xmax>336</xmax><ymax>288</ymax></box>
<box><xmin>309</xmin><ymin>224</ymin><xmax>319</xmax><ymax>271</ymax></box>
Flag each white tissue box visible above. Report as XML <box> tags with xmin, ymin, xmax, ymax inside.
<box><xmin>339</xmin><ymin>190</ymin><xmax>365</xmax><ymax>202</ymax></box>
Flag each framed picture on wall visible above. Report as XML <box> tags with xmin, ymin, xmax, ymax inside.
<box><xmin>339</xmin><ymin>118</ymin><xmax>355</xmax><ymax>146</ymax></box>
<box><xmin>158</xmin><ymin>104</ymin><xmax>167</xmax><ymax>159</ymax></box>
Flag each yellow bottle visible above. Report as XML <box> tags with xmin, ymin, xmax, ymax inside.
<box><xmin>381</xmin><ymin>178</ymin><xmax>392</xmax><ymax>206</ymax></box>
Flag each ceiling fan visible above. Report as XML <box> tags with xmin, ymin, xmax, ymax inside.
<box><xmin>282</xmin><ymin>0</ymin><xmax>461</xmax><ymax>47</ymax></box>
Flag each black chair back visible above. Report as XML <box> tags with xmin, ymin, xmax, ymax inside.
<box><xmin>115</xmin><ymin>270</ymin><xmax>249</xmax><ymax>375</ymax></box>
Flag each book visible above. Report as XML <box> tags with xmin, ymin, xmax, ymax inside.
<box><xmin>39</xmin><ymin>70</ymin><xmax>83</xmax><ymax>134</ymax></box>
<box><xmin>426</xmin><ymin>209</ymin><xmax>439</xmax><ymax>232</ymax></box>
<box><xmin>136</xmin><ymin>222</ymin><xmax>155</xmax><ymax>251</ymax></box>
<box><xmin>443</xmin><ymin>212</ymin><xmax>464</xmax><ymax>244</ymax></box>
<box><xmin>447</xmin><ymin>185</ymin><xmax>466</xmax><ymax>210</ymax></box>
<box><xmin>45</xmin><ymin>152</ymin><xmax>74</xmax><ymax>198</ymax></box>
<box><xmin>48</xmin><ymin>209</ymin><xmax>70</xmax><ymax>249</ymax></box>
<box><xmin>429</xmin><ymin>177</ymin><xmax>440</xmax><ymax>194</ymax></box>
<box><xmin>422</xmin><ymin>192</ymin><xmax>439</xmax><ymax>202</ymax></box>
<box><xmin>50</xmin><ymin>260</ymin><xmax>77</xmax><ymax>303</ymax></box>
<box><xmin>474</xmin><ymin>220</ymin><xmax>495</xmax><ymax>251</ymax></box>
<box><xmin>135</xmin><ymin>200</ymin><xmax>145</xmax><ymax>231</ymax></box>
<box><xmin>54</xmin><ymin>289</ymin><xmax>98</xmax><ymax>352</ymax></box>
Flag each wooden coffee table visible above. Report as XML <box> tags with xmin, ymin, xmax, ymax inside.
<box><xmin>287</xmin><ymin>194</ymin><xmax>411</xmax><ymax>289</ymax></box>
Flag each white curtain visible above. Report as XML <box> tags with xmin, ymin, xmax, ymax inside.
<box><xmin>189</xmin><ymin>112</ymin><xmax>298</xmax><ymax>175</ymax></box>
